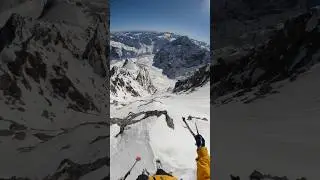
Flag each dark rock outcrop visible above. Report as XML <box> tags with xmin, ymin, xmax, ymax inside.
<box><xmin>173</xmin><ymin>64</ymin><xmax>210</xmax><ymax>93</ymax></box>
<box><xmin>113</xmin><ymin>110</ymin><xmax>174</xmax><ymax>137</ymax></box>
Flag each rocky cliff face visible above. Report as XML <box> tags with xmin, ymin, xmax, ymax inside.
<box><xmin>212</xmin><ymin>6</ymin><xmax>320</xmax><ymax>104</ymax></box>
<box><xmin>212</xmin><ymin>0</ymin><xmax>308</xmax><ymax>50</ymax></box>
<box><xmin>153</xmin><ymin>36</ymin><xmax>210</xmax><ymax>79</ymax></box>
<box><xmin>173</xmin><ymin>64</ymin><xmax>210</xmax><ymax>93</ymax></box>
<box><xmin>136</xmin><ymin>66</ymin><xmax>157</xmax><ymax>94</ymax></box>
<box><xmin>110</xmin><ymin>59</ymin><xmax>157</xmax><ymax>101</ymax></box>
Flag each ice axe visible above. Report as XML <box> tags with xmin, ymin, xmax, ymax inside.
<box><xmin>121</xmin><ymin>156</ymin><xmax>141</xmax><ymax>180</ymax></box>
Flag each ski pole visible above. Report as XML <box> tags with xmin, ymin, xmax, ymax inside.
<box><xmin>182</xmin><ymin>117</ymin><xmax>196</xmax><ymax>138</ymax></box>
<box><xmin>122</xmin><ymin>156</ymin><xmax>141</xmax><ymax>180</ymax></box>
<box><xmin>195</xmin><ymin>120</ymin><xmax>199</xmax><ymax>135</ymax></box>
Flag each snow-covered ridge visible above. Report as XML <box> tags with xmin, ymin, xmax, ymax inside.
<box><xmin>110</xmin><ymin>31</ymin><xmax>209</xmax><ymax>60</ymax></box>
<box><xmin>110</xmin><ymin>58</ymin><xmax>158</xmax><ymax>102</ymax></box>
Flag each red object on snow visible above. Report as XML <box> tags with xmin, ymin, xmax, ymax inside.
<box><xmin>136</xmin><ymin>156</ymin><xmax>141</xmax><ymax>161</ymax></box>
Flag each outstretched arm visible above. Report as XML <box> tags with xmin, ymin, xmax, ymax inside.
<box><xmin>197</xmin><ymin>147</ymin><xmax>210</xmax><ymax>180</ymax></box>
<box><xmin>195</xmin><ymin>135</ymin><xmax>210</xmax><ymax>180</ymax></box>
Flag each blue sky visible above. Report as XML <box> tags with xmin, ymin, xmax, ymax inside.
<box><xmin>110</xmin><ymin>0</ymin><xmax>210</xmax><ymax>43</ymax></box>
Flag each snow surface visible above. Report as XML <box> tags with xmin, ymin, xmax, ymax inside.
<box><xmin>213</xmin><ymin>64</ymin><xmax>320</xmax><ymax>180</ymax></box>
<box><xmin>110</xmin><ymin>55</ymin><xmax>210</xmax><ymax>180</ymax></box>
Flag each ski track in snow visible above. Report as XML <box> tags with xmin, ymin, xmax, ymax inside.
<box><xmin>110</xmin><ymin>55</ymin><xmax>210</xmax><ymax>180</ymax></box>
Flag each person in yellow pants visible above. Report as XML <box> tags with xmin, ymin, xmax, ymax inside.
<box><xmin>136</xmin><ymin>134</ymin><xmax>210</xmax><ymax>180</ymax></box>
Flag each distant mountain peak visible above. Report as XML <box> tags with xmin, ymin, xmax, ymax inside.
<box><xmin>153</xmin><ymin>35</ymin><xmax>210</xmax><ymax>79</ymax></box>
<box><xmin>110</xmin><ymin>31</ymin><xmax>209</xmax><ymax>60</ymax></box>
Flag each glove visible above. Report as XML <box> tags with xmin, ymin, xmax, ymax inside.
<box><xmin>195</xmin><ymin>134</ymin><xmax>205</xmax><ymax>148</ymax></box>
<box><xmin>136</xmin><ymin>174</ymin><xmax>148</xmax><ymax>180</ymax></box>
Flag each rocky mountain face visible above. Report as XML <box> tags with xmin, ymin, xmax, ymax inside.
<box><xmin>110</xmin><ymin>59</ymin><xmax>157</xmax><ymax>101</ymax></box>
<box><xmin>211</xmin><ymin>2</ymin><xmax>320</xmax><ymax>105</ymax></box>
<box><xmin>173</xmin><ymin>64</ymin><xmax>210</xmax><ymax>93</ymax></box>
<box><xmin>110</xmin><ymin>31</ymin><xmax>180</xmax><ymax>60</ymax></box>
<box><xmin>153</xmin><ymin>36</ymin><xmax>210</xmax><ymax>79</ymax></box>
<box><xmin>212</xmin><ymin>6</ymin><xmax>320</xmax><ymax>103</ymax></box>
<box><xmin>135</xmin><ymin>66</ymin><xmax>157</xmax><ymax>94</ymax></box>
<box><xmin>212</xmin><ymin>0</ymin><xmax>308</xmax><ymax>50</ymax></box>
<box><xmin>0</xmin><ymin>0</ymin><xmax>110</xmax><ymax>179</ymax></box>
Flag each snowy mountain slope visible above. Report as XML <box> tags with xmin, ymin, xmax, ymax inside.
<box><xmin>212</xmin><ymin>3</ymin><xmax>320</xmax><ymax>180</ymax></box>
<box><xmin>134</xmin><ymin>55</ymin><xmax>176</xmax><ymax>93</ymax></box>
<box><xmin>0</xmin><ymin>0</ymin><xmax>110</xmax><ymax>179</ymax></box>
<box><xmin>110</xmin><ymin>84</ymin><xmax>210</xmax><ymax>180</ymax></box>
<box><xmin>213</xmin><ymin>63</ymin><xmax>320</xmax><ymax>180</ymax></box>
<box><xmin>0</xmin><ymin>118</ymin><xmax>109</xmax><ymax>179</ymax></box>
<box><xmin>107</xmin><ymin>18</ymin><xmax>210</xmax><ymax>180</ymax></box>
<box><xmin>110</xmin><ymin>58</ymin><xmax>160</xmax><ymax>102</ymax></box>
